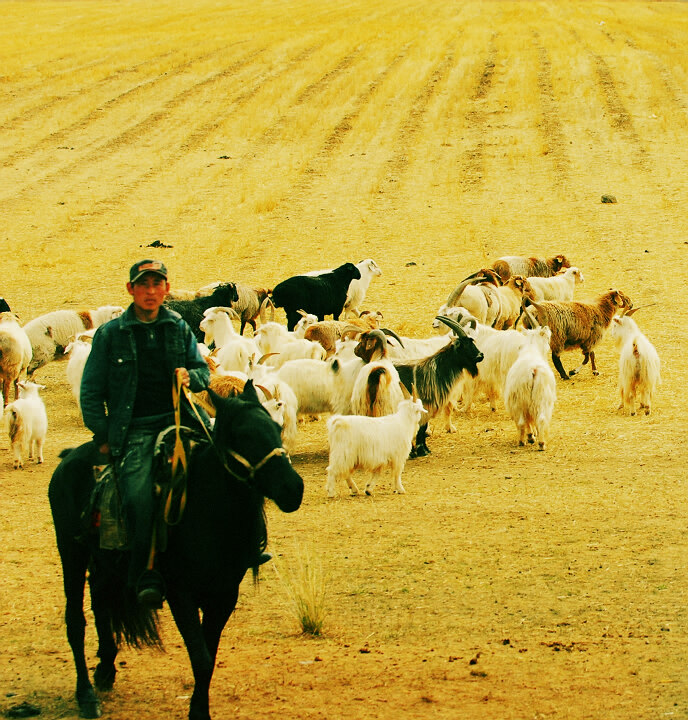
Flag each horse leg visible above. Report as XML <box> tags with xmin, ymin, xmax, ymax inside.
<box><xmin>89</xmin><ymin>579</ymin><xmax>118</xmax><ymax>692</ymax></box>
<box><xmin>201</xmin><ymin>595</ymin><xmax>237</xmax><ymax>669</ymax></box>
<box><xmin>167</xmin><ymin>592</ymin><xmax>215</xmax><ymax>720</ymax></box>
<box><xmin>60</xmin><ymin>544</ymin><xmax>102</xmax><ymax>719</ymax></box>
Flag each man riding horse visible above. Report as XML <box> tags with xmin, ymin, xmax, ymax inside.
<box><xmin>80</xmin><ymin>259</ymin><xmax>210</xmax><ymax>608</ymax></box>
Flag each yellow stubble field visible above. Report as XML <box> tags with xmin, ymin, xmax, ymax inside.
<box><xmin>1</xmin><ymin>1</ymin><xmax>687</xmax><ymax>718</ymax></box>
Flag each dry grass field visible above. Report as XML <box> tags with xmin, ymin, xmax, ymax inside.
<box><xmin>1</xmin><ymin>1</ymin><xmax>688</xmax><ymax>718</ymax></box>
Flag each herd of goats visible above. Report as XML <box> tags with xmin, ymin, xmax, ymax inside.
<box><xmin>0</xmin><ymin>253</ymin><xmax>661</xmax><ymax>494</ymax></box>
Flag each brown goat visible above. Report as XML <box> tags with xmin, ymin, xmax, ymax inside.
<box><xmin>521</xmin><ymin>289</ymin><xmax>632</xmax><ymax>380</ymax></box>
<box><xmin>492</xmin><ymin>275</ymin><xmax>537</xmax><ymax>330</ymax></box>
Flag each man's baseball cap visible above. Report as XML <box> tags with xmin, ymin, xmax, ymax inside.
<box><xmin>129</xmin><ymin>259</ymin><xmax>168</xmax><ymax>284</ymax></box>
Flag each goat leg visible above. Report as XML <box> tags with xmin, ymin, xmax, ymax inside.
<box><xmin>589</xmin><ymin>351</ymin><xmax>599</xmax><ymax>375</ymax></box>
<box><xmin>551</xmin><ymin>353</ymin><xmax>570</xmax><ymax>380</ymax></box>
<box><xmin>568</xmin><ymin>351</ymin><xmax>590</xmax><ymax>377</ymax></box>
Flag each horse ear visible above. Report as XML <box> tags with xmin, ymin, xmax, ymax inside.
<box><xmin>242</xmin><ymin>379</ymin><xmax>260</xmax><ymax>403</ymax></box>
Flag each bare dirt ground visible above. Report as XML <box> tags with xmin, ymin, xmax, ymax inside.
<box><xmin>1</xmin><ymin>1</ymin><xmax>687</xmax><ymax>718</ymax></box>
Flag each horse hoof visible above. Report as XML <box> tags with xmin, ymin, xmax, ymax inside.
<box><xmin>77</xmin><ymin>692</ymin><xmax>102</xmax><ymax>719</ymax></box>
<box><xmin>80</xmin><ymin>702</ymin><xmax>102</xmax><ymax>719</ymax></box>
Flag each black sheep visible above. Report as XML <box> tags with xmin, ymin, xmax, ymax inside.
<box><xmin>164</xmin><ymin>282</ymin><xmax>239</xmax><ymax>341</ymax></box>
<box><xmin>271</xmin><ymin>262</ymin><xmax>361</xmax><ymax>331</ymax></box>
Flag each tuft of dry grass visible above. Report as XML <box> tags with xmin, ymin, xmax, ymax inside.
<box><xmin>273</xmin><ymin>545</ymin><xmax>328</xmax><ymax>636</ymax></box>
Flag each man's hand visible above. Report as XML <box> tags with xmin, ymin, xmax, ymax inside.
<box><xmin>176</xmin><ymin>368</ymin><xmax>191</xmax><ymax>387</ymax></box>
<box><xmin>97</xmin><ymin>442</ymin><xmax>111</xmax><ymax>462</ymax></box>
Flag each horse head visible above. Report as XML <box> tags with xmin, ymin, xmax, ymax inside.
<box><xmin>207</xmin><ymin>380</ymin><xmax>304</xmax><ymax>513</ymax></box>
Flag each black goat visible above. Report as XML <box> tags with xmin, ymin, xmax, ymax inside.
<box><xmin>164</xmin><ymin>282</ymin><xmax>239</xmax><ymax>341</ymax></box>
<box><xmin>270</xmin><ymin>262</ymin><xmax>361</xmax><ymax>331</ymax></box>
<box><xmin>393</xmin><ymin>316</ymin><xmax>484</xmax><ymax>456</ymax></box>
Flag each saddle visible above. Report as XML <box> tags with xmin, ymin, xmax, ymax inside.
<box><xmin>78</xmin><ymin>426</ymin><xmax>207</xmax><ymax>551</ymax></box>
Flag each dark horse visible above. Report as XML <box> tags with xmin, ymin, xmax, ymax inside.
<box><xmin>49</xmin><ymin>382</ymin><xmax>304</xmax><ymax>720</ymax></box>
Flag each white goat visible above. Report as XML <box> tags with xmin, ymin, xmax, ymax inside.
<box><xmin>0</xmin><ymin>313</ymin><xmax>32</xmax><ymax>405</ymax></box>
<box><xmin>445</xmin><ymin>309</ymin><xmax>529</xmax><ymax>413</ymax></box>
<box><xmin>245</xmin><ymin>364</ymin><xmax>300</xmax><ymax>454</ymax></box>
<box><xmin>527</xmin><ymin>266</ymin><xmax>584</xmax><ymax>302</ymax></box>
<box><xmin>253</xmin><ymin>320</ymin><xmax>325</xmax><ymax>367</ymax></box>
<box><xmin>293</xmin><ymin>311</ymin><xmax>319</xmax><ymax>338</ymax></box>
<box><xmin>350</xmin><ymin>360</ymin><xmax>404</xmax><ymax>417</ymax></box>
<box><xmin>200</xmin><ymin>307</ymin><xmax>258</xmax><ymax>374</ymax></box>
<box><xmin>4</xmin><ymin>380</ymin><xmax>48</xmax><ymax>468</ymax></box>
<box><xmin>609</xmin><ymin>312</ymin><xmax>661</xmax><ymax>416</ymax></box>
<box><xmin>273</xmin><ymin>358</ymin><xmax>351</xmax><ymax>417</ymax></box>
<box><xmin>326</xmin><ymin>397</ymin><xmax>425</xmax><ymax>497</ymax></box>
<box><xmin>503</xmin><ymin>327</ymin><xmax>556</xmax><ymax>450</ymax></box>
<box><xmin>385</xmin><ymin>333</ymin><xmax>450</xmax><ymax>361</ymax></box>
<box><xmin>64</xmin><ymin>330</ymin><xmax>96</xmax><ymax>408</ymax></box>
<box><xmin>343</xmin><ymin>259</ymin><xmax>382</xmax><ymax>317</ymax></box>
<box><xmin>25</xmin><ymin>305</ymin><xmax>123</xmax><ymax>377</ymax></box>
<box><xmin>254</xmin><ymin>321</ymin><xmax>293</xmax><ymax>355</ymax></box>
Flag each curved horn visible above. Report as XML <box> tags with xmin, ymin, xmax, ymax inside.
<box><xmin>435</xmin><ymin>315</ymin><xmax>467</xmax><ymax>338</ymax></box>
<box><xmin>203</xmin><ymin>305</ymin><xmax>240</xmax><ymax>320</ymax></box>
<box><xmin>399</xmin><ymin>382</ymin><xmax>412</xmax><ymax>400</ymax></box>
<box><xmin>297</xmin><ymin>309</ymin><xmax>308</xmax><ymax>317</ymax></box>
<box><xmin>445</xmin><ymin>276</ymin><xmax>489</xmax><ymax>307</ymax></box>
<box><xmin>257</xmin><ymin>352</ymin><xmax>279</xmax><ymax>365</ymax></box>
<box><xmin>623</xmin><ymin>302</ymin><xmax>656</xmax><ymax>317</ymax></box>
<box><xmin>380</xmin><ymin>327</ymin><xmax>404</xmax><ymax>348</ymax></box>
<box><xmin>255</xmin><ymin>383</ymin><xmax>273</xmax><ymax>401</ymax></box>
<box><xmin>259</xmin><ymin>296</ymin><xmax>275</xmax><ymax>324</ymax></box>
<box><xmin>523</xmin><ymin>304</ymin><xmax>540</xmax><ymax>328</ymax></box>
<box><xmin>340</xmin><ymin>325</ymin><xmax>363</xmax><ymax>342</ymax></box>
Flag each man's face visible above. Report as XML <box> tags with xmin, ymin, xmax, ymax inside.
<box><xmin>127</xmin><ymin>273</ymin><xmax>169</xmax><ymax>315</ymax></box>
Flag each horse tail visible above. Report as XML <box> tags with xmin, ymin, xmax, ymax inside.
<box><xmin>90</xmin><ymin>563</ymin><xmax>163</xmax><ymax>650</ymax></box>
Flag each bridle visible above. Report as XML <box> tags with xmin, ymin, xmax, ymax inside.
<box><xmin>223</xmin><ymin>446</ymin><xmax>288</xmax><ymax>485</ymax></box>
<box><xmin>174</xmin><ymin>372</ymin><xmax>289</xmax><ymax>488</ymax></box>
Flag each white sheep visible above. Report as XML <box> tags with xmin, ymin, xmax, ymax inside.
<box><xmin>609</xmin><ymin>312</ymin><xmax>661</xmax><ymax>416</ymax></box>
<box><xmin>503</xmin><ymin>326</ymin><xmax>557</xmax><ymax>450</ymax></box>
<box><xmin>4</xmin><ymin>380</ymin><xmax>48</xmax><ymax>468</ymax></box>
<box><xmin>527</xmin><ymin>266</ymin><xmax>584</xmax><ymax>302</ymax></box>
<box><xmin>0</xmin><ymin>313</ymin><xmax>32</xmax><ymax>405</ymax></box>
<box><xmin>326</xmin><ymin>396</ymin><xmax>426</xmax><ymax>497</ymax></box>
<box><xmin>25</xmin><ymin>306</ymin><xmax>124</xmax><ymax>377</ymax></box>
